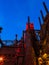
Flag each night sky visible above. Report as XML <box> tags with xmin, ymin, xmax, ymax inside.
<box><xmin>0</xmin><ymin>0</ymin><xmax>49</xmax><ymax>45</ymax></box>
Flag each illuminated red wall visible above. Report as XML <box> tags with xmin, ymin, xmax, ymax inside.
<box><xmin>26</xmin><ymin>23</ymin><xmax>34</xmax><ymax>30</ymax></box>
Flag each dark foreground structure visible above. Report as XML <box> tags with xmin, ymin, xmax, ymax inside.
<box><xmin>0</xmin><ymin>2</ymin><xmax>49</xmax><ymax>65</ymax></box>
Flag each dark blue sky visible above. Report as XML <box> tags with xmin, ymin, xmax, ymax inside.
<box><xmin>0</xmin><ymin>0</ymin><xmax>49</xmax><ymax>41</ymax></box>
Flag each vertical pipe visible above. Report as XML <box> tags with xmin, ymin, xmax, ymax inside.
<box><xmin>16</xmin><ymin>34</ymin><xmax>17</xmax><ymax>40</ymax></box>
<box><xmin>28</xmin><ymin>16</ymin><xmax>30</xmax><ymax>24</ymax></box>
<box><xmin>28</xmin><ymin>16</ymin><xmax>30</xmax><ymax>29</ymax></box>
<box><xmin>15</xmin><ymin>34</ymin><xmax>18</xmax><ymax>44</ymax></box>
<box><xmin>0</xmin><ymin>27</ymin><xmax>3</xmax><ymax>39</ymax></box>
<box><xmin>40</xmin><ymin>10</ymin><xmax>44</xmax><ymax>22</ymax></box>
<box><xmin>38</xmin><ymin>17</ymin><xmax>42</xmax><ymax>29</ymax></box>
<box><xmin>43</xmin><ymin>2</ymin><xmax>49</xmax><ymax>13</ymax></box>
<box><xmin>0</xmin><ymin>27</ymin><xmax>3</xmax><ymax>33</ymax></box>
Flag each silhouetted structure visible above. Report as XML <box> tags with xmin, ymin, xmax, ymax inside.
<box><xmin>0</xmin><ymin>2</ymin><xmax>49</xmax><ymax>65</ymax></box>
<box><xmin>38</xmin><ymin>2</ymin><xmax>49</xmax><ymax>65</ymax></box>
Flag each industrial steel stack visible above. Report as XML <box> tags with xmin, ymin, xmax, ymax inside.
<box><xmin>0</xmin><ymin>2</ymin><xmax>49</xmax><ymax>65</ymax></box>
<box><xmin>24</xmin><ymin>16</ymin><xmax>39</xmax><ymax>65</ymax></box>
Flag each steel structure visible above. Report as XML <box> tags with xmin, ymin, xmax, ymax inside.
<box><xmin>0</xmin><ymin>2</ymin><xmax>49</xmax><ymax>65</ymax></box>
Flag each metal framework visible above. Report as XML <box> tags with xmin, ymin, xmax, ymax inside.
<box><xmin>0</xmin><ymin>2</ymin><xmax>49</xmax><ymax>65</ymax></box>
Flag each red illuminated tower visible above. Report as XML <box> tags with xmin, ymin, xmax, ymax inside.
<box><xmin>24</xmin><ymin>16</ymin><xmax>40</xmax><ymax>65</ymax></box>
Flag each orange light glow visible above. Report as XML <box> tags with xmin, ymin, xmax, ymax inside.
<box><xmin>0</xmin><ymin>57</ymin><xmax>3</xmax><ymax>61</ymax></box>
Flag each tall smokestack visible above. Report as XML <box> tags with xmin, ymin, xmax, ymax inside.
<box><xmin>28</xmin><ymin>16</ymin><xmax>30</xmax><ymax>29</ymax></box>
<box><xmin>0</xmin><ymin>27</ymin><xmax>3</xmax><ymax>39</ymax></box>
<box><xmin>43</xmin><ymin>2</ymin><xmax>49</xmax><ymax>13</ymax></box>
<box><xmin>40</xmin><ymin>10</ymin><xmax>44</xmax><ymax>22</ymax></box>
<box><xmin>0</xmin><ymin>27</ymin><xmax>3</xmax><ymax>33</ymax></box>
<box><xmin>38</xmin><ymin>17</ymin><xmax>42</xmax><ymax>29</ymax></box>
<box><xmin>15</xmin><ymin>34</ymin><xmax>17</xmax><ymax>41</ymax></box>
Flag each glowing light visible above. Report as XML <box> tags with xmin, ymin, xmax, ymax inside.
<box><xmin>0</xmin><ymin>57</ymin><xmax>3</xmax><ymax>62</ymax></box>
<box><xmin>38</xmin><ymin>57</ymin><xmax>43</xmax><ymax>64</ymax></box>
<box><xmin>42</xmin><ymin>53</ymin><xmax>47</xmax><ymax>59</ymax></box>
